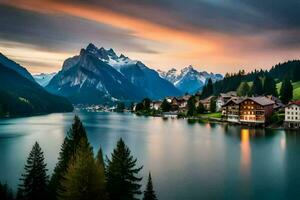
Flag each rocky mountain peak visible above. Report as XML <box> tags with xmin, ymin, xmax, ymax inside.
<box><xmin>158</xmin><ymin>66</ymin><xmax>223</xmax><ymax>94</ymax></box>
<box><xmin>86</xmin><ymin>43</ymin><xmax>98</xmax><ymax>53</ymax></box>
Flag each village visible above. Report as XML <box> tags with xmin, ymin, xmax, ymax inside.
<box><xmin>133</xmin><ymin>91</ymin><xmax>300</xmax><ymax>130</ymax></box>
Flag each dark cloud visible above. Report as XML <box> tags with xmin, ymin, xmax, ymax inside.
<box><xmin>0</xmin><ymin>4</ymin><xmax>158</xmax><ymax>54</ymax></box>
<box><xmin>63</xmin><ymin>0</ymin><xmax>300</xmax><ymax>48</ymax></box>
<box><xmin>63</xmin><ymin>0</ymin><xmax>300</xmax><ymax>31</ymax></box>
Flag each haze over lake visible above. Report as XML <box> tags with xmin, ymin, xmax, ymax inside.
<box><xmin>0</xmin><ymin>112</ymin><xmax>299</xmax><ymax>200</ymax></box>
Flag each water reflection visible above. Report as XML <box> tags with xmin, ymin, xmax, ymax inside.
<box><xmin>240</xmin><ymin>129</ymin><xmax>251</xmax><ymax>177</ymax></box>
<box><xmin>1</xmin><ymin>113</ymin><xmax>300</xmax><ymax>200</ymax></box>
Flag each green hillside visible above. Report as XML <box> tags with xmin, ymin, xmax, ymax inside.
<box><xmin>0</xmin><ymin>63</ymin><xmax>73</xmax><ymax>117</ymax></box>
<box><xmin>213</xmin><ymin>60</ymin><xmax>300</xmax><ymax>95</ymax></box>
<box><xmin>276</xmin><ymin>81</ymin><xmax>300</xmax><ymax>100</ymax></box>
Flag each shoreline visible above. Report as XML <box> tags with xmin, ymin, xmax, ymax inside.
<box><xmin>134</xmin><ymin>111</ymin><xmax>295</xmax><ymax>131</ymax></box>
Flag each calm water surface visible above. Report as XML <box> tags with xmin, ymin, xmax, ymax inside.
<box><xmin>0</xmin><ymin>112</ymin><xmax>300</xmax><ymax>199</ymax></box>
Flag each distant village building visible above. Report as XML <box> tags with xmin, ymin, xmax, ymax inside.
<box><xmin>150</xmin><ymin>101</ymin><xmax>162</xmax><ymax>110</ymax></box>
<box><xmin>222</xmin><ymin>96</ymin><xmax>275</xmax><ymax>125</ymax></box>
<box><xmin>166</xmin><ymin>97</ymin><xmax>173</xmax><ymax>103</ymax></box>
<box><xmin>216</xmin><ymin>91</ymin><xmax>237</xmax><ymax>111</ymax></box>
<box><xmin>222</xmin><ymin>97</ymin><xmax>244</xmax><ymax>123</ymax></box>
<box><xmin>284</xmin><ymin>100</ymin><xmax>300</xmax><ymax>129</ymax></box>
<box><xmin>239</xmin><ymin>97</ymin><xmax>275</xmax><ymax>125</ymax></box>
<box><xmin>176</xmin><ymin>95</ymin><xmax>190</xmax><ymax>112</ymax></box>
<box><xmin>266</xmin><ymin>95</ymin><xmax>284</xmax><ymax>111</ymax></box>
<box><xmin>200</xmin><ymin>96</ymin><xmax>215</xmax><ymax>111</ymax></box>
<box><xmin>170</xmin><ymin>97</ymin><xmax>180</xmax><ymax>111</ymax></box>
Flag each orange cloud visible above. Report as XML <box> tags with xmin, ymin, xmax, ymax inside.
<box><xmin>1</xmin><ymin>0</ymin><xmax>299</xmax><ymax>74</ymax></box>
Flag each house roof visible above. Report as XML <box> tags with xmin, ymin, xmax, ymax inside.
<box><xmin>288</xmin><ymin>100</ymin><xmax>300</xmax><ymax>106</ymax></box>
<box><xmin>181</xmin><ymin>95</ymin><xmax>191</xmax><ymax>101</ymax></box>
<box><xmin>200</xmin><ymin>96</ymin><xmax>215</xmax><ymax>103</ymax></box>
<box><xmin>222</xmin><ymin>97</ymin><xmax>245</xmax><ymax>107</ymax></box>
<box><xmin>220</xmin><ymin>91</ymin><xmax>237</xmax><ymax>98</ymax></box>
<box><xmin>242</xmin><ymin>97</ymin><xmax>275</xmax><ymax>106</ymax></box>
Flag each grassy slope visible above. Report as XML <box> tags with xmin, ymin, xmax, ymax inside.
<box><xmin>199</xmin><ymin>112</ymin><xmax>222</xmax><ymax>118</ymax></box>
<box><xmin>243</xmin><ymin>81</ymin><xmax>300</xmax><ymax>100</ymax></box>
<box><xmin>276</xmin><ymin>81</ymin><xmax>300</xmax><ymax>100</ymax></box>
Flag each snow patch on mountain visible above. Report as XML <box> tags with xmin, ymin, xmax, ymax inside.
<box><xmin>158</xmin><ymin>65</ymin><xmax>223</xmax><ymax>94</ymax></box>
<box><xmin>33</xmin><ymin>72</ymin><xmax>57</xmax><ymax>87</ymax></box>
<box><xmin>47</xmin><ymin>43</ymin><xmax>180</xmax><ymax>104</ymax></box>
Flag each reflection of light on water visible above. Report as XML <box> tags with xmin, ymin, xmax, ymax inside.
<box><xmin>240</xmin><ymin>129</ymin><xmax>251</xmax><ymax>176</ymax></box>
<box><xmin>280</xmin><ymin>134</ymin><xmax>286</xmax><ymax>151</ymax></box>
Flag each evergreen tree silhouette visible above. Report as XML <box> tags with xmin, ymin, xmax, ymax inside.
<box><xmin>106</xmin><ymin>138</ymin><xmax>143</xmax><ymax>200</ymax></box>
<box><xmin>143</xmin><ymin>173</ymin><xmax>158</xmax><ymax>200</ymax></box>
<box><xmin>18</xmin><ymin>142</ymin><xmax>49</xmax><ymax>200</ymax></box>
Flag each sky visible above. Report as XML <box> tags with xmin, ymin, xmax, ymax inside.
<box><xmin>0</xmin><ymin>0</ymin><xmax>299</xmax><ymax>74</ymax></box>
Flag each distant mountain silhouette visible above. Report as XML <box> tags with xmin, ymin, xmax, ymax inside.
<box><xmin>46</xmin><ymin>43</ymin><xmax>182</xmax><ymax>104</ymax></box>
<box><xmin>0</xmin><ymin>59</ymin><xmax>73</xmax><ymax>117</ymax></box>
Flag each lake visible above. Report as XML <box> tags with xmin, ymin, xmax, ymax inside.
<box><xmin>0</xmin><ymin>112</ymin><xmax>300</xmax><ymax>199</ymax></box>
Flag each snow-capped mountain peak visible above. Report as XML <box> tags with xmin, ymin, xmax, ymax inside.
<box><xmin>33</xmin><ymin>72</ymin><xmax>57</xmax><ymax>87</ymax></box>
<box><xmin>83</xmin><ymin>44</ymin><xmax>138</xmax><ymax>70</ymax></box>
<box><xmin>46</xmin><ymin>43</ymin><xmax>181</xmax><ymax>104</ymax></box>
<box><xmin>158</xmin><ymin>66</ymin><xmax>223</xmax><ymax>94</ymax></box>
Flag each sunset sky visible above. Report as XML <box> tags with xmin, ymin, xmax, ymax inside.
<box><xmin>0</xmin><ymin>0</ymin><xmax>299</xmax><ymax>74</ymax></box>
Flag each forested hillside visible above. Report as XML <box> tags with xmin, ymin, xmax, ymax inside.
<box><xmin>212</xmin><ymin>60</ymin><xmax>300</xmax><ymax>95</ymax></box>
<box><xmin>0</xmin><ymin>64</ymin><xmax>73</xmax><ymax>117</ymax></box>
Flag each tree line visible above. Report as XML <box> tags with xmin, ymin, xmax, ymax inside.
<box><xmin>211</xmin><ymin>60</ymin><xmax>299</xmax><ymax>101</ymax></box>
<box><xmin>0</xmin><ymin>116</ymin><xmax>158</xmax><ymax>200</ymax></box>
<box><xmin>203</xmin><ymin>75</ymin><xmax>293</xmax><ymax>104</ymax></box>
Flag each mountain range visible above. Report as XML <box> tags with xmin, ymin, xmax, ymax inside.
<box><xmin>0</xmin><ymin>54</ymin><xmax>73</xmax><ymax>117</ymax></box>
<box><xmin>158</xmin><ymin>66</ymin><xmax>223</xmax><ymax>94</ymax></box>
<box><xmin>46</xmin><ymin>43</ymin><xmax>182</xmax><ymax>104</ymax></box>
<box><xmin>34</xmin><ymin>72</ymin><xmax>57</xmax><ymax>87</ymax></box>
<box><xmin>0</xmin><ymin>44</ymin><xmax>224</xmax><ymax>110</ymax></box>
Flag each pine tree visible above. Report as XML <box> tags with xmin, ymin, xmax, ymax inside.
<box><xmin>280</xmin><ymin>78</ymin><xmax>293</xmax><ymax>104</ymax></box>
<box><xmin>143</xmin><ymin>173</ymin><xmax>158</xmax><ymax>200</ymax></box>
<box><xmin>252</xmin><ymin>76</ymin><xmax>263</xmax><ymax>95</ymax></box>
<box><xmin>237</xmin><ymin>82</ymin><xmax>251</xmax><ymax>97</ymax></box>
<box><xmin>18</xmin><ymin>142</ymin><xmax>49</xmax><ymax>200</ymax></box>
<box><xmin>196</xmin><ymin>102</ymin><xmax>205</xmax><ymax>114</ymax></box>
<box><xmin>160</xmin><ymin>99</ymin><xmax>171</xmax><ymax>112</ymax></box>
<box><xmin>142</xmin><ymin>98</ymin><xmax>151</xmax><ymax>111</ymax></box>
<box><xmin>0</xmin><ymin>182</ymin><xmax>14</xmax><ymax>200</ymax></box>
<box><xmin>95</xmin><ymin>148</ymin><xmax>107</xmax><ymax>199</ymax></box>
<box><xmin>135</xmin><ymin>103</ymin><xmax>144</xmax><ymax>112</ymax></box>
<box><xmin>106</xmin><ymin>138</ymin><xmax>143</xmax><ymax>200</ymax></box>
<box><xmin>201</xmin><ymin>78</ymin><xmax>213</xmax><ymax>98</ymax></box>
<box><xmin>50</xmin><ymin>115</ymin><xmax>88</xmax><ymax>199</ymax></box>
<box><xmin>187</xmin><ymin>96</ymin><xmax>196</xmax><ymax>116</ymax></box>
<box><xmin>210</xmin><ymin>97</ymin><xmax>217</xmax><ymax>113</ymax></box>
<box><xmin>263</xmin><ymin>75</ymin><xmax>277</xmax><ymax>96</ymax></box>
<box><xmin>58</xmin><ymin>137</ymin><xmax>105</xmax><ymax>200</ymax></box>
